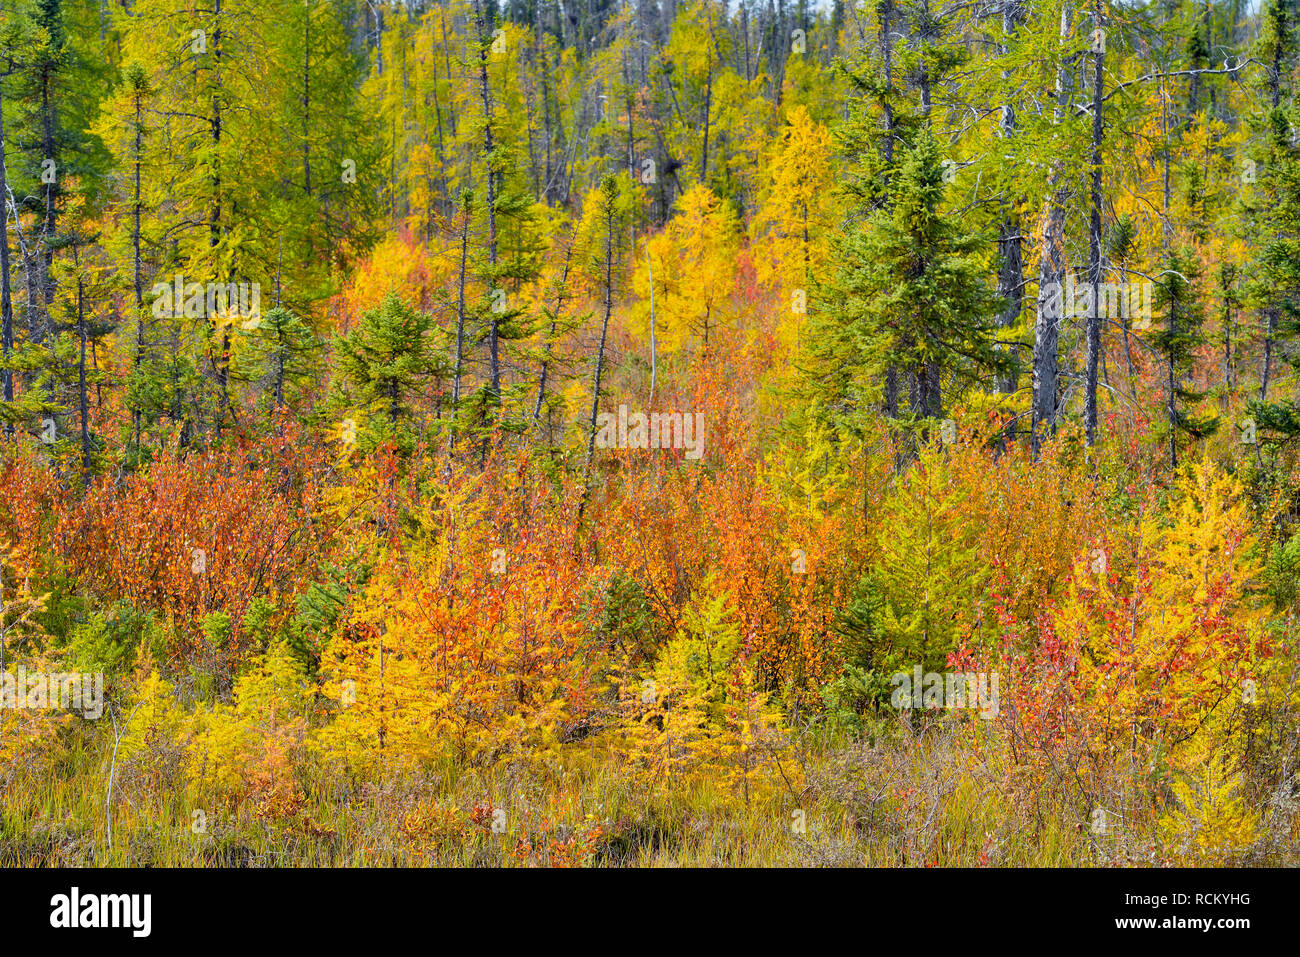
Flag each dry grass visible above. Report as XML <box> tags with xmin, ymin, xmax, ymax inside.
<box><xmin>15</xmin><ymin>710</ymin><xmax>1285</xmax><ymax>868</ymax></box>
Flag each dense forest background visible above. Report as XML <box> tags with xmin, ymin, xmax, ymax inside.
<box><xmin>1</xmin><ymin>0</ymin><xmax>1299</xmax><ymax>866</ymax></box>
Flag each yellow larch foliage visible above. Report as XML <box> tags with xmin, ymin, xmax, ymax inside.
<box><xmin>631</xmin><ymin>184</ymin><xmax>739</xmax><ymax>353</ymax></box>
<box><xmin>610</xmin><ymin>578</ymin><xmax>786</xmax><ymax>801</ymax></box>
<box><xmin>187</xmin><ymin>642</ymin><xmax>310</xmax><ymax>812</ymax></box>
<box><xmin>1160</xmin><ymin>745</ymin><xmax>1259</xmax><ymax>865</ymax></box>
<box><xmin>1072</xmin><ymin>458</ymin><xmax>1266</xmax><ymax>767</ymax></box>
<box><xmin>750</xmin><ymin>104</ymin><xmax>833</xmax><ymax>294</ymax></box>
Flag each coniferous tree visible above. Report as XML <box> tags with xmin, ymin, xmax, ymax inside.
<box><xmin>1153</xmin><ymin>246</ymin><xmax>1213</xmax><ymax>466</ymax></box>
<box><xmin>332</xmin><ymin>291</ymin><xmax>451</xmax><ymax>453</ymax></box>
<box><xmin>231</xmin><ymin>305</ymin><xmax>321</xmax><ymax>414</ymax></box>
<box><xmin>808</xmin><ymin>129</ymin><xmax>1010</xmax><ymax>443</ymax></box>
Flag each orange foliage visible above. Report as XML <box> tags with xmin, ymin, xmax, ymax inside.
<box><xmin>52</xmin><ymin>424</ymin><xmax>334</xmax><ymax>668</ymax></box>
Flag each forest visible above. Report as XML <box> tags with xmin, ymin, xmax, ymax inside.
<box><xmin>0</xmin><ymin>0</ymin><xmax>1297</xmax><ymax>868</ymax></box>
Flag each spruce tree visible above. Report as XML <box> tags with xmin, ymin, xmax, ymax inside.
<box><xmin>808</xmin><ymin>129</ymin><xmax>1011</xmax><ymax>443</ymax></box>
<box><xmin>332</xmin><ymin>292</ymin><xmax>450</xmax><ymax>453</ymax></box>
<box><xmin>1153</xmin><ymin>246</ymin><xmax>1213</xmax><ymax>467</ymax></box>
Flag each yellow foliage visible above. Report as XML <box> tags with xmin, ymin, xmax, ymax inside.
<box><xmin>117</xmin><ymin>669</ymin><xmax>189</xmax><ymax>764</ymax></box>
<box><xmin>1072</xmin><ymin>458</ymin><xmax>1265</xmax><ymax>763</ymax></box>
<box><xmin>631</xmin><ymin>184</ymin><xmax>739</xmax><ymax>353</ymax></box>
<box><xmin>1160</xmin><ymin>749</ymin><xmax>1259</xmax><ymax>865</ymax></box>
<box><xmin>314</xmin><ymin>462</ymin><xmax>591</xmax><ymax>772</ymax></box>
<box><xmin>609</xmin><ymin>578</ymin><xmax>786</xmax><ymax>801</ymax></box>
<box><xmin>750</xmin><ymin>104</ymin><xmax>833</xmax><ymax>293</ymax></box>
<box><xmin>187</xmin><ymin>642</ymin><xmax>309</xmax><ymax>809</ymax></box>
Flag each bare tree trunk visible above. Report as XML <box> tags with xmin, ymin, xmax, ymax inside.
<box><xmin>302</xmin><ymin>11</ymin><xmax>313</xmax><ymax>199</ymax></box>
<box><xmin>646</xmin><ymin>242</ymin><xmax>657</xmax><ymax>406</ymax></box>
<box><xmin>451</xmin><ymin>192</ymin><xmax>470</xmax><ymax>442</ymax></box>
<box><xmin>37</xmin><ymin>46</ymin><xmax>58</xmax><ymax>340</ymax></box>
<box><xmin>995</xmin><ymin>1</ymin><xmax>1024</xmax><ymax>397</ymax></box>
<box><xmin>532</xmin><ymin>240</ymin><xmax>573</xmax><ymax>426</ymax></box>
<box><xmin>0</xmin><ymin>79</ymin><xmax>14</xmax><ymax>413</ymax></box>
<box><xmin>1032</xmin><ymin>4</ymin><xmax>1077</xmax><ymax>458</ymax></box>
<box><xmin>913</xmin><ymin>0</ymin><xmax>933</xmax><ymax>120</ymax></box>
<box><xmin>1084</xmin><ymin>0</ymin><xmax>1105</xmax><ymax>448</ymax></box>
<box><xmin>1261</xmin><ymin>26</ymin><xmax>1284</xmax><ymax>402</ymax></box>
<box><xmin>1168</xmin><ymin>293</ymin><xmax>1179</xmax><ymax>469</ymax></box>
<box><xmin>473</xmin><ymin>0</ymin><xmax>501</xmax><ymax>402</ymax></box>
<box><xmin>579</xmin><ymin>188</ymin><xmax>616</xmax><ymax>528</ymax></box>
<box><xmin>1224</xmin><ymin>301</ymin><xmax>1234</xmax><ymax>395</ymax></box>
<box><xmin>539</xmin><ymin>25</ymin><xmax>553</xmax><ymax>205</ymax></box>
<box><xmin>211</xmin><ymin>0</ymin><xmax>230</xmax><ymax>434</ymax></box>
<box><xmin>131</xmin><ymin>79</ymin><xmax>146</xmax><ymax>446</ymax></box>
<box><xmin>880</xmin><ymin>0</ymin><xmax>899</xmax><ymax>417</ymax></box>
<box><xmin>77</xmin><ymin>273</ymin><xmax>90</xmax><ymax>474</ymax></box>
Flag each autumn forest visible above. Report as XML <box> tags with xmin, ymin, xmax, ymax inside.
<box><xmin>0</xmin><ymin>0</ymin><xmax>1298</xmax><ymax>869</ymax></box>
